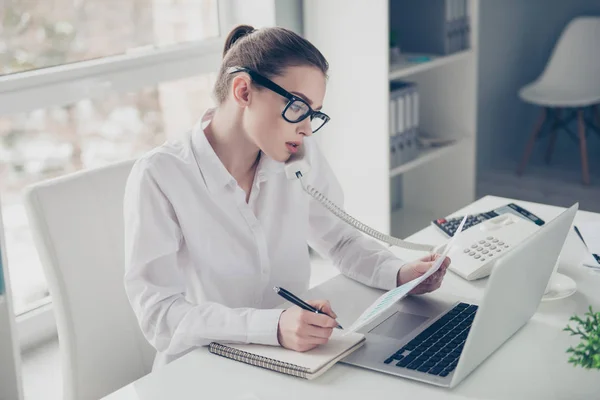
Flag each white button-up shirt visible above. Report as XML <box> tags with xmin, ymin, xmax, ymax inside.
<box><xmin>123</xmin><ymin>109</ymin><xmax>407</xmax><ymax>369</ymax></box>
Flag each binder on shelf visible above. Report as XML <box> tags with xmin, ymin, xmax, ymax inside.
<box><xmin>389</xmin><ymin>0</ymin><xmax>469</xmax><ymax>56</ymax></box>
<box><xmin>390</xmin><ymin>81</ymin><xmax>407</xmax><ymax>168</ymax></box>
<box><xmin>448</xmin><ymin>0</ymin><xmax>459</xmax><ymax>54</ymax></box>
<box><xmin>389</xmin><ymin>97</ymin><xmax>398</xmax><ymax>169</ymax></box>
<box><xmin>451</xmin><ymin>0</ymin><xmax>471</xmax><ymax>53</ymax></box>
<box><xmin>390</xmin><ymin>81</ymin><xmax>420</xmax><ymax>170</ymax></box>
<box><xmin>462</xmin><ymin>0</ymin><xmax>471</xmax><ymax>51</ymax></box>
<box><xmin>403</xmin><ymin>86</ymin><xmax>417</xmax><ymax>163</ymax></box>
<box><xmin>409</xmin><ymin>89</ymin><xmax>420</xmax><ymax>161</ymax></box>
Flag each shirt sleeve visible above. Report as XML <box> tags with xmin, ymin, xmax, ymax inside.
<box><xmin>123</xmin><ymin>157</ymin><xmax>284</xmax><ymax>357</ymax></box>
<box><xmin>305</xmin><ymin>140</ymin><xmax>407</xmax><ymax>291</ymax></box>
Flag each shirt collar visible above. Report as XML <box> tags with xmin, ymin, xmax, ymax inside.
<box><xmin>190</xmin><ymin>109</ymin><xmax>284</xmax><ymax>194</ymax></box>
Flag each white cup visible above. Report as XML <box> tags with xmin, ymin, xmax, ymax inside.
<box><xmin>544</xmin><ymin>259</ymin><xmax>561</xmax><ymax>294</ymax></box>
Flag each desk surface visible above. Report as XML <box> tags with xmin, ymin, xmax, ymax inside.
<box><xmin>103</xmin><ymin>196</ymin><xmax>600</xmax><ymax>400</ymax></box>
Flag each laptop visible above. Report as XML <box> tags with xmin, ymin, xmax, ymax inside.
<box><xmin>341</xmin><ymin>203</ymin><xmax>578</xmax><ymax>388</ymax></box>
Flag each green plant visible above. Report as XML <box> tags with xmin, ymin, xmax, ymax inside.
<box><xmin>564</xmin><ymin>306</ymin><xmax>600</xmax><ymax>370</ymax></box>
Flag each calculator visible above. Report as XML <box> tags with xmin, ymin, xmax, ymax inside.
<box><xmin>432</xmin><ymin>203</ymin><xmax>545</xmax><ymax>237</ymax></box>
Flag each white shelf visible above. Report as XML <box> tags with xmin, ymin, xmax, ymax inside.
<box><xmin>390</xmin><ymin>140</ymin><xmax>463</xmax><ymax>178</ymax></box>
<box><xmin>305</xmin><ymin>0</ymin><xmax>478</xmax><ymax>242</ymax></box>
<box><xmin>389</xmin><ymin>50</ymin><xmax>473</xmax><ymax>80</ymax></box>
<box><xmin>391</xmin><ymin>206</ymin><xmax>439</xmax><ymax>239</ymax></box>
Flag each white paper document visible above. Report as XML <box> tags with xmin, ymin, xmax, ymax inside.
<box><xmin>345</xmin><ymin>215</ymin><xmax>468</xmax><ymax>334</ymax></box>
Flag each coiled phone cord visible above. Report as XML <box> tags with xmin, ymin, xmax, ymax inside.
<box><xmin>298</xmin><ymin>173</ymin><xmax>435</xmax><ymax>252</ymax></box>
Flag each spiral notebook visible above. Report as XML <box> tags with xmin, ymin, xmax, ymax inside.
<box><xmin>208</xmin><ymin>330</ymin><xmax>366</xmax><ymax>380</ymax></box>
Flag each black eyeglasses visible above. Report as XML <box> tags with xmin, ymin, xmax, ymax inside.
<box><xmin>228</xmin><ymin>67</ymin><xmax>330</xmax><ymax>133</ymax></box>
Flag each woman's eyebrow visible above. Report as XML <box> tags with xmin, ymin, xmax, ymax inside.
<box><xmin>291</xmin><ymin>91</ymin><xmax>322</xmax><ymax>111</ymax></box>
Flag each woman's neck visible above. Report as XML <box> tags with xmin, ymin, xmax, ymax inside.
<box><xmin>204</xmin><ymin>105</ymin><xmax>261</xmax><ymax>182</ymax></box>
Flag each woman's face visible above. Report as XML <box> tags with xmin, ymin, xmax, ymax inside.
<box><xmin>237</xmin><ymin>65</ymin><xmax>327</xmax><ymax>163</ymax></box>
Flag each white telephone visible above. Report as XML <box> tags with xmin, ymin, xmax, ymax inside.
<box><xmin>284</xmin><ymin>144</ymin><xmax>541</xmax><ymax>280</ymax></box>
<box><xmin>440</xmin><ymin>213</ymin><xmax>540</xmax><ymax>280</ymax></box>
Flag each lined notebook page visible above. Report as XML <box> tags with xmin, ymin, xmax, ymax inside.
<box><xmin>222</xmin><ymin>330</ymin><xmax>364</xmax><ymax>373</ymax></box>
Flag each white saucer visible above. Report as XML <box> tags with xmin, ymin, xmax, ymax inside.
<box><xmin>542</xmin><ymin>272</ymin><xmax>577</xmax><ymax>302</ymax></box>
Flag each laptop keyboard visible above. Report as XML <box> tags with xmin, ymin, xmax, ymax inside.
<box><xmin>383</xmin><ymin>302</ymin><xmax>478</xmax><ymax>377</ymax></box>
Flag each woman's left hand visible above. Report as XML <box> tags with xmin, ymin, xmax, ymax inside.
<box><xmin>396</xmin><ymin>254</ymin><xmax>451</xmax><ymax>295</ymax></box>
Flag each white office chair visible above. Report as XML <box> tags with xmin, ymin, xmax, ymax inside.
<box><xmin>517</xmin><ymin>16</ymin><xmax>600</xmax><ymax>185</ymax></box>
<box><xmin>23</xmin><ymin>160</ymin><xmax>155</xmax><ymax>400</ymax></box>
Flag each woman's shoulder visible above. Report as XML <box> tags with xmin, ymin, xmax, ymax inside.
<box><xmin>131</xmin><ymin>136</ymin><xmax>194</xmax><ymax>177</ymax></box>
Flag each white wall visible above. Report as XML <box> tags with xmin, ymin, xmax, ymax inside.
<box><xmin>304</xmin><ymin>1</ymin><xmax>391</xmax><ymax>233</ymax></box>
<box><xmin>275</xmin><ymin>0</ymin><xmax>303</xmax><ymax>34</ymax></box>
<box><xmin>226</xmin><ymin>0</ymin><xmax>303</xmax><ymax>32</ymax></box>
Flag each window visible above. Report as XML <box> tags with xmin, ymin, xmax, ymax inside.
<box><xmin>0</xmin><ymin>0</ymin><xmax>230</xmax><ymax>331</ymax></box>
<box><xmin>1</xmin><ymin>0</ymin><xmax>219</xmax><ymax>75</ymax></box>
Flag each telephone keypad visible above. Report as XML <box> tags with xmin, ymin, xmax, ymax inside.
<box><xmin>464</xmin><ymin>236</ymin><xmax>509</xmax><ymax>261</ymax></box>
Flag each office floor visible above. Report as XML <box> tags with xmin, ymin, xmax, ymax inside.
<box><xmin>477</xmin><ymin>161</ymin><xmax>600</xmax><ymax>213</ymax></box>
<box><xmin>20</xmin><ymin>258</ymin><xmax>341</xmax><ymax>400</ymax></box>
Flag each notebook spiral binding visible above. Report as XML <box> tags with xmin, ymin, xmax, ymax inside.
<box><xmin>208</xmin><ymin>342</ymin><xmax>310</xmax><ymax>379</ymax></box>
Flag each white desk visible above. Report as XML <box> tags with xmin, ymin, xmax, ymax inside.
<box><xmin>103</xmin><ymin>196</ymin><xmax>600</xmax><ymax>400</ymax></box>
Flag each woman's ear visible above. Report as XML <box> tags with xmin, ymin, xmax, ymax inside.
<box><xmin>231</xmin><ymin>75</ymin><xmax>252</xmax><ymax>107</ymax></box>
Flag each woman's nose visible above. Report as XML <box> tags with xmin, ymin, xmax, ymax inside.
<box><xmin>299</xmin><ymin>117</ymin><xmax>313</xmax><ymax>137</ymax></box>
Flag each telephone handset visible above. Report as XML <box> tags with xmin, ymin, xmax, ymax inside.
<box><xmin>284</xmin><ymin>144</ymin><xmax>435</xmax><ymax>252</ymax></box>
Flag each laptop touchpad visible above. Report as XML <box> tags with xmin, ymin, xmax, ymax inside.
<box><xmin>368</xmin><ymin>311</ymin><xmax>429</xmax><ymax>340</ymax></box>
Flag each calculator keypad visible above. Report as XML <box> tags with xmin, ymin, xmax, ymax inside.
<box><xmin>463</xmin><ymin>236</ymin><xmax>509</xmax><ymax>262</ymax></box>
<box><xmin>435</xmin><ymin>214</ymin><xmax>489</xmax><ymax>237</ymax></box>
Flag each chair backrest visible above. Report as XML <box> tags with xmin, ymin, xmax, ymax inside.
<box><xmin>23</xmin><ymin>160</ymin><xmax>155</xmax><ymax>400</ymax></box>
<box><xmin>536</xmin><ymin>16</ymin><xmax>600</xmax><ymax>93</ymax></box>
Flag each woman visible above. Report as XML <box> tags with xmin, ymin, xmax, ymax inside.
<box><xmin>123</xmin><ymin>24</ymin><xmax>450</xmax><ymax>370</ymax></box>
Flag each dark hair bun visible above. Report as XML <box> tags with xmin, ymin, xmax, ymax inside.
<box><xmin>223</xmin><ymin>24</ymin><xmax>255</xmax><ymax>57</ymax></box>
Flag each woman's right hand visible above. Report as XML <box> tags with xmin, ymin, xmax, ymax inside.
<box><xmin>277</xmin><ymin>300</ymin><xmax>340</xmax><ymax>352</ymax></box>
